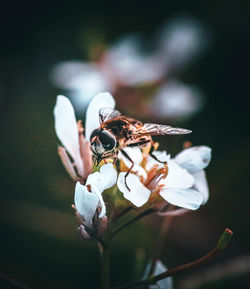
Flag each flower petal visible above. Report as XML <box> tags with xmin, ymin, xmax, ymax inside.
<box><xmin>54</xmin><ymin>95</ymin><xmax>83</xmax><ymax>175</ymax></box>
<box><xmin>85</xmin><ymin>92</ymin><xmax>115</xmax><ymax>140</ymax></box>
<box><xmin>143</xmin><ymin>260</ymin><xmax>173</xmax><ymax>289</ymax></box>
<box><xmin>100</xmin><ymin>163</ymin><xmax>117</xmax><ymax>190</ymax></box>
<box><xmin>160</xmin><ymin>187</ymin><xmax>203</xmax><ymax>210</ymax></box>
<box><xmin>91</xmin><ymin>183</ymin><xmax>106</xmax><ymax>218</ymax></box>
<box><xmin>85</xmin><ymin>164</ymin><xmax>116</xmax><ymax>218</ymax></box>
<box><xmin>146</xmin><ymin>150</ymin><xmax>170</xmax><ymax>171</ymax></box>
<box><xmin>118</xmin><ymin>147</ymin><xmax>147</xmax><ymax>180</ymax></box>
<box><xmin>193</xmin><ymin>170</ymin><xmax>209</xmax><ymax>204</ymax></box>
<box><xmin>152</xmin><ymin>261</ymin><xmax>174</xmax><ymax>289</ymax></box>
<box><xmin>74</xmin><ymin>181</ymin><xmax>99</xmax><ymax>226</ymax></box>
<box><xmin>86</xmin><ymin>164</ymin><xmax>117</xmax><ymax>192</ymax></box>
<box><xmin>85</xmin><ymin>172</ymin><xmax>107</xmax><ymax>218</ymax></box>
<box><xmin>161</xmin><ymin>160</ymin><xmax>194</xmax><ymax>189</ymax></box>
<box><xmin>174</xmin><ymin>146</ymin><xmax>212</xmax><ymax>174</ymax></box>
<box><xmin>117</xmin><ymin>173</ymin><xmax>151</xmax><ymax>207</ymax></box>
<box><xmin>121</xmin><ymin>147</ymin><xmax>143</xmax><ymax>164</ymax></box>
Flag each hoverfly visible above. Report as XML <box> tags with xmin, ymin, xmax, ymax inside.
<box><xmin>90</xmin><ymin>108</ymin><xmax>191</xmax><ymax>190</ymax></box>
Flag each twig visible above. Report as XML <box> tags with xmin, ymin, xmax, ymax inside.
<box><xmin>112</xmin><ymin>228</ymin><xmax>233</xmax><ymax>289</ymax></box>
<box><xmin>111</xmin><ymin>208</ymin><xmax>157</xmax><ymax>238</ymax></box>
<box><xmin>112</xmin><ymin>206</ymin><xmax>133</xmax><ymax>222</ymax></box>
<box><xmin>178</xmin><ymin>254</ymin><xmax>250</xmax><ymax>289</ymax></box>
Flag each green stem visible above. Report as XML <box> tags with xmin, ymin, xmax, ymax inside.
<box><xmin>112</xmin><ymin>206</ymin><xmax>133</xmax><ymax>222</ymax></box>
<box><xmin>148</xmin><ymin>215</ymin><xmax>173</xmax><ymax>277</ymax></box>
<box><xmin>111</xmin><ymin>208</ymin><xmax>156</xmax><ymax>238</ymax></box>
<box><xmin>100</xmin><ymin>241</ymin><xmax>110</xmax><ymax>289</ymax></box>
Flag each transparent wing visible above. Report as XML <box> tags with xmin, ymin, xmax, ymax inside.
<box><xmin>99</xmin><ymin>107</ymin><xmax>122</xmax><ymax>123</ymax></box>
<box><xmin>137</xmin><ymin>123</ymin><xmax>192</xmax><ymax>136</ymax></box>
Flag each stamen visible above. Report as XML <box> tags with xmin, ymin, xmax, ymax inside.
<box><xmin>86</xmin><ymin>184</ymin><xmax>92</xmax><ymax>192</ymax></box>
<box><xmin>183</xmin><ymin>141</ymin><xmax>192</xmax><ymax>149</ymax></box>
<box><xmin>144</xmin><ymin>164</ymin><xmax>159</xmax><ymax>186</ymax></box>
<box><xmin>145</xmin><ymin>163</ymin><xmax>168</xmax><ymax>188</ymax></box>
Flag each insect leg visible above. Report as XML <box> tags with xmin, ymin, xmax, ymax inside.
<box><xmin>113</xmin><ymin>156</ymin><xmax>118</xmax><ymax>165</ymax></box>
<box><xmin>149</xmin><ymin>140</ymin><xmax>167</xmax><ymax>164</ymax></box>
<box><xmin>127</xmin><ymin>140</ymin><xmax>150</xmax><ymax>147</ymax></box>
<box><xmin>120</xmin><ymin>149</ymin><xmax>134</xmax><ymax>191</ymax></box>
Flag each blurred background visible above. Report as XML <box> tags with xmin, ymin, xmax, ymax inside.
<box><xmin>0</xmin><ymin>0</ymin><xmax>250</xmax><ymax>288</ymax></box>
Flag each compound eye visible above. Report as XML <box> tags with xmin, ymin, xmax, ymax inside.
<box><xmin>99</xmin><ymin>130</ymin><xmax>116</xmax><ymax>150</ymax></box>
<box><xmin>90</xmin><ymin>129</ymin><xmax>100</xmax><ymax>142</ymax></box>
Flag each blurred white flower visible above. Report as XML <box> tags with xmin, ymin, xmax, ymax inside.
<box><xmin>54</xmin><ymin>92</ymin><xmax>115</xmax><ymax>182</ymax></box>
<box><xmin>51</xmin><ymin>36</ymin><xmax>163</xmax><ymax>110</ymax></box>
<box><xmin>50</xmin><ymin>15</ymin><xmax>209</xmax><ymax>120</ymax></box>
<box><xmin>156</xmin><ymin>16</ymin><xmax>209</xmax><ymax>71</ymax></box>
<box><xmin>117</xmin><ymin>147</ymin><xmax>205</xmax><ymax>210</ymax></box>
<box><xmin>103</xmin><ymin>36</ymin><xmax>165</xmax><ymax>86</ymax></box>
<box><xmin>151</xmin><ymin>80</ymin><xmax>204</xmax><ymax>120</ymax></box>
<box><xmin>143</xmin><ymin>260</ymin><xmax>173</xmax><ymax>289</ymax></box>
<box><xmin>51</xmin><ymin>62</ymin><xmax>113</xmax><ymax>109</ymax></box>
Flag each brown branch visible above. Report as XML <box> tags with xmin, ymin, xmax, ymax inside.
<box><xmin>153</xmin><ymin>248</ymin><xmax>219</xmax><ymax>282</ymax></box>
<box><xmin>113</xmin><ymin>228</ymin><xmax>233</xmax><ymax>289</ymax></box>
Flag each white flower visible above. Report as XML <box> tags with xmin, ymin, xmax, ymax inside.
<box><xmin>74</xmin><ymin>163</ymin><xmax>117</xmax><ymax>227</ymax></box>
<box><xmin>174</xmin><ymin>146</ymin><xmax>212</xmax><ymax>204</ymax></box>
<box><xmin>117</xmin><ymin>147</ymin><xmax>204</xmax><ymax>210</ymax></box>
<box><xmin>54</xmin><ymin>92</ymin><xmax>115</xmax><ymax>181</ymax></box>
<box><xmin>148</xmin><ymin>146</ymin><xmax>212</xmax><ymax>207</ymax></box>
<box><xmin>142</xmin><ymin>260</ymin><xmax>173</xmax><ymax>289</ymax></box>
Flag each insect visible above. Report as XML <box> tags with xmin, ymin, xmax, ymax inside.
<box><xmin>90</xmin><ymin>107</ymin><xmax>192</xmax><ymax>190</ymax></box>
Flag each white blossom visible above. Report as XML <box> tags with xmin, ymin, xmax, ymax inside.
<box><xmin>54</xmin><ymin>92</ymin><xmax>115</xmax><ymax>181</ymax></box>
<box><xmin>74</xmin><ymin>163</ymin><xmax>117</xmax><ymax>226</ymax></box>
<box><xmin>117</xmin><ymin>145</ymin><xmax>211</xmax><ymax>210</ymax></box>
<box><xmin>174</xmin><ymin>146</ymin><xmax>212</xmax><ymax>204</ymax></box>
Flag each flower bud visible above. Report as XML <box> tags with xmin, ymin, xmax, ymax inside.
<box><xmin>97</xmin><ymin>215</ymin><xmax>108</xmax><ymax>237</ymax></box>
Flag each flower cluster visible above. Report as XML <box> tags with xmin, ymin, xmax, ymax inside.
<box><xmin>54</xmin><ymin>92</ymin><xmax>212</xmax><ymax>241</ymax></box>
<box><xmin>51</xmin><ymin>16</ymin><xmax>209</xmax><ymax>121</ymax></box>
<box><xmin>118</xmin><ymin>145</ymin><xmax>211</xmax><ymax>211</ymax></box>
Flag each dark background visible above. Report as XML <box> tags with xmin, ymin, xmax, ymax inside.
<box><xmin>0</xmin><ymin>1</ymin><xmax>250</xmax><ymax>288</ymax></box>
